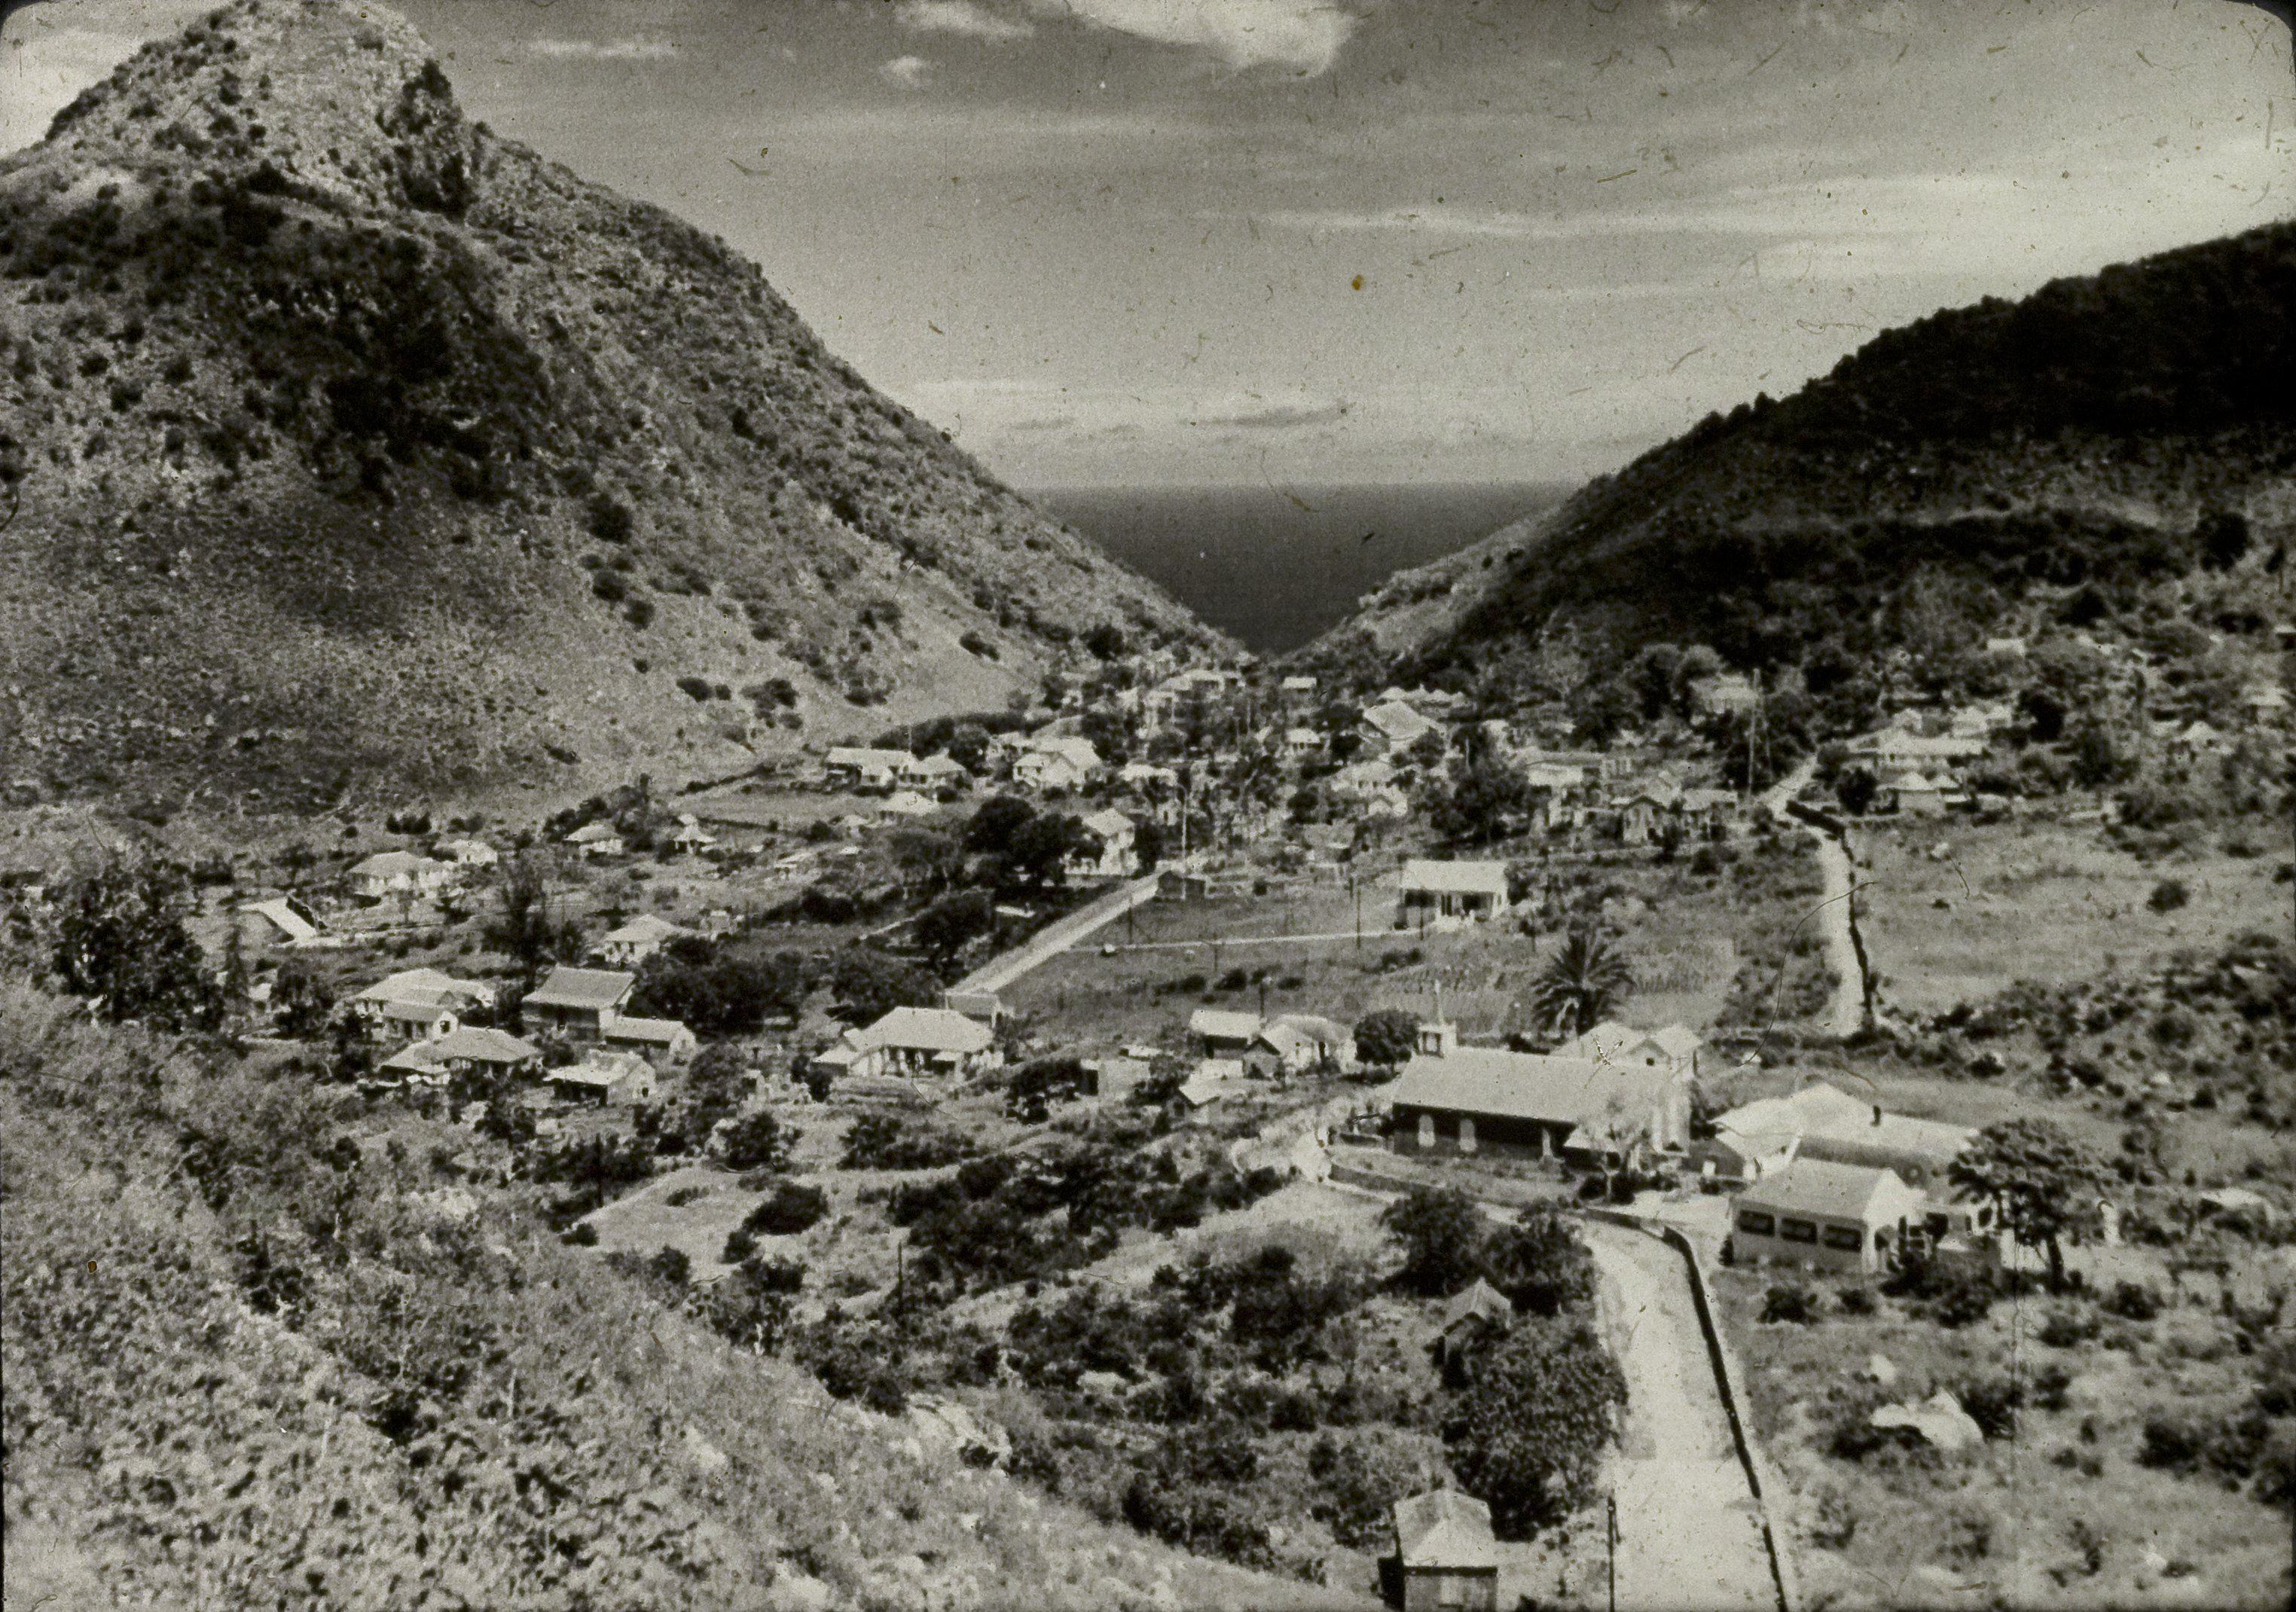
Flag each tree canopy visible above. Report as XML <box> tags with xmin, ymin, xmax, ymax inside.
<box><xmin>1949</xmin><ymin>1116</ymin><xmax>2102</xmax><ymax>1291</ymax></box>
<box><xmin>1443</xmin><ymin>1319</ymin><xmax>1627</xmax><ymax>1538</ymax></box>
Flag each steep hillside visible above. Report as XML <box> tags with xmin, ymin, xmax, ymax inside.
<box><xmin>0</xmin><ymin>0</ymin><xmax>1218</xmax><ymax>815</ymax></box>
<box><xmin>1309</xmin><ymin>222</ymin><xmax>2296</xmax><ymax>698</ymax></box>
<box><xmin>0</xmin><ymin>985</ymin><xmax>1341</xmax><ymax>1611</ymax></box>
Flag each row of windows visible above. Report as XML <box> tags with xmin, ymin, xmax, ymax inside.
<box><xmin>1736</xmin><ymin>1211</ymin><xmax>1872</xmax><ymax>1250</ymax></box>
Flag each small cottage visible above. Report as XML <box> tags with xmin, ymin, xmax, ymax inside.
<box><xmin>1381</xmin><ymin>1489</ymin><xmax>1500</xmax><ymax>1612</ymax></box>
<box><xmin>1729</xmin><ymin>1159</ymin><xmax>1927</xmax><ymax>1275</ymax></box>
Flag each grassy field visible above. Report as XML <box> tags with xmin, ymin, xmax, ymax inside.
<box><xmin>1854</xmin><ymin>812</ymin><xmax>2290</xmax><ymax>1016</ymax></box>
<box><xmin>1712</xmin><ymin>1252</ymin><xmax>2291</xmax><ymax>1611</ymax></box>
<box><xmin>1003</xmin><ymin>830</ymin><xmax>1830</xmax><ymax>1050</ymax></box>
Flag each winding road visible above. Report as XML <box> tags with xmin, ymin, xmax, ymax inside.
<box><xmin>1765</xmin><ymin>760</ymin><xmax>1867</xmax><ymax>1038</ymax></box>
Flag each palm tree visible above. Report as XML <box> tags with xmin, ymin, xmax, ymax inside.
<box><xmin>1528</xmin><ymin>928</ymin><xmax>1632</xmax><ymax>1040</ymax></box>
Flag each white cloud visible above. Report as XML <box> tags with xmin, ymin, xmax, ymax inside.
<box><xmin>1025</xmin><ymin>0</ymin><xmax>1360</xmax><ymax>75</ymax></box>
<box><xmin>525</xmin><ymin>37</ymin><xmax>678</xmax><ymax>61</ymax></box>
<box><xmin>897</xmin><ymin>2</ymin><xmax>1034</xmax><ymax>41</ymax></box>
<box><xmin>878</xmin><ymin>53</ymin><xmax>939</xmax><ymax>89</ymax></box>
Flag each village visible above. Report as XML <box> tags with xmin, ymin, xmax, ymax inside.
<box><xmin>14</xmin><ymin>617</ymin><xmax>2267</xmax><ymax>1610</ymax></box>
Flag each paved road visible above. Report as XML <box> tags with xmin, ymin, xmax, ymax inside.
<box><xmin>1764</xmin><ymin>761</ymin><xmax>1867</xmax><ymax>1038</ymax></box>
<box><xmin>1582</xmin><ymin>1221</ymin><xmax>1778</xmax><ymax>1611</ymax></box>
<box><xmin>946</xmin><ymin>872</ymin><xmax>1164</xmax><ymax>997</ymax></box>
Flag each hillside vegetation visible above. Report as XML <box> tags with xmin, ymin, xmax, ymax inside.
<box><xmin>0</xmin><ymin>985</ymin><xmax>1333</xmax><ymax>1611</ymax></box>
<box><xmin>1309</xmin><ymin>222</ymin><xmax>2295</xmax><ymax>708</ymax></box>
<box><xmin>0</xmin><ymin>0</ymin><xmax>1217</xmax><ymax>816</ymax></box>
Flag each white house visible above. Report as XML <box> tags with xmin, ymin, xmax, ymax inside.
<box><xmin>826</xmin><ymin>1006</ymin><xmax>1001</xmax><ymax>1086</ymax></box>
<box><xmin>596</xmin><ymin>913</ymin><xmax>689</xmax><ymax>967</ymax></box>
<box><xmin>1846</xmin><ymin>729</ymin><xmax>1986</xmax><ymax>770</ymax></box>
<box><xmin>906</xmin><ymin>753</ymin><xmax>972</xmax><ymax>791</ymax></box>
<box><xmin>1730</xmin><ymin>1159</ymin><xmax>1928</xmax><ymax>1275</ymax></box>
<box><xmin>441</xmin><ymin>838</ymin><xmax>499</xmax><ymax>869</ymax></box>
<box><xmin>825</xmin><ymin>747</ymin><xmax>915</xmax><ymax>790</ymax></box>
<box><xmin>1070</xmin><ymin>808</ymin><xmax>1137</xmax><ymax>878</ymax></box>
<box><xmin>1385</xmin><ymin>1022</ymin><xmax>1694</xmax><ymax>1164</ymax></box>
<box><xmin>564</xmin><ymin>823</ymin><xmax>624</xmax><ymax>857</ymax></box>
<box><xmin>1397</xmin><ymin>859</ymin><xmax>1510</xmax><ymax>926</ymax></box>
<box><xmin>348</xmin><ymin>850</ymin><xmax>455</xmax><ymax>900</ymax></box>
<box><xmin>1014</xmin><ymin>735</ymin><xmax>1101</xmax><ymax>791</ymax></box>
<box><xmin>1360</xmin><ymin>700</ymin><xmax>1438</xmax><ymax>755</ymax></box>
<box><xmin>669</xmin><ymin>820</ymin><xmax>718</xmax><ymax>856</ymax></box>
<box><xmin>1553</xmin><ymin>1020</ymin><xmax>1703</xmax><ymax>1078</ymax></box>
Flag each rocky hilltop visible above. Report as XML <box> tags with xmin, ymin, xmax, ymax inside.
<box><xmin>0</xmin><ymin>0</ymin><xmax>1219</xmax><ymax>815</ymax></box>
<box><xmin>1308</xmin><ymin>222</ymin><xmax>2295</xmax><ymax>695</ymax></box>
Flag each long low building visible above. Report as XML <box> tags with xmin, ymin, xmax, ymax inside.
<box><xmin>1385</xmin><ymin>1021</ymin><xmax>1692</xmax><ymax>1164</ymax></box>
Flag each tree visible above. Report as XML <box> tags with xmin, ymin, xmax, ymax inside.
<box><xmin>51</xmin><ymin>859</ymin><xmax>220</xmax><ymax>1030</ymax></box>
<box><xmin>270</xmin><ymin>959</ymin><xmax>331</xmax><ymax>1038</ymax></box>
<box><xmin>1485</xmin><ymin>1202</ymin><xmax>1596</xmax><ymax>1319</ymax></box>
<box><xmin>1949</xmin><ymin>1117</ymin><xmax>2101</xmax><ymax>1293</ymax></box>
<box><xmin>1430</xmin><ymin>758</ymin><xmax>1540</xmax><ymax>845</ymax></box>
<box><xmin>2198</xmin><ymin>508</ymin><xmax>2251</xmax><ymax>572</ymax></box>
<box><xmin>1834</xmin><ymin>765</ymin><xmax>1879</xmax><ymax>817</ymax></box>
<box><xmin>1083</xmin><ymin>622</ymin><xmax>1128</xmax><ymax>661</ymax></box>
<box><xmin>1442</xmin><ymin>1320</ymin><xmax>1627</xmax><ymax>1537</ymax></box>
<box><xmin>1353</xmin><ymin>1008</ymin><xmax>1420</xmax><ymax>1075</ymax></box>
<box><xmin>914</xmin><ymin>889</ymin><xmax>996</xmax><ymax>970</ymax></box>
<box><xmin>1008</xmin><ymin>811</ymin><xmax>1095</xmax><ymax>892</ymax></box>
<box><xmin>2065</xmin><ymin>718</ymin><xmax>2136</xmax><ymax>790</ymax></box>
<box><xmin>826</xmin><ymin>947</ymin><xmax>937</xmax><ymax>1026</ymax></box>
<box><xmin>635</xmin><ymin>942</ymin><xmax>805</xmax><ymax>1037</ymax></box>
<box><xmin>1382</xmin><ymin>1185</ymin><xmax>1487</xmax><ymax>1296</ymax></box>
<box><xmin>484</xmin><ymin>856</ymin><xmax>579</xmax><ymax>991</ymax></box>
<box><xmin>886</xmin><ymin>825</ymin><xmax>966</xmax><ymax>896</ymax></box>
<box><xmin>716</xmin><ymin>1107</ymin><xmax>798</xmax><ymax>1173</ymax></box>
<box><xmin>1528</xmin><ymin>928</ymin><xmax>1632</xmax><ymax>1040</ymax></box>
<box><xmin>944</xmin><ymin>722</ymin><xmax>992</xmax><ymax>774</ymax></box>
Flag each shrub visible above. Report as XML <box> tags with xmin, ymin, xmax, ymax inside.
<box><xmin>1956</xmin><ymin>1372</ymin><xmax>2024</xmax><ymax>1440</ymax></box>
<box><xmin>1761</xmin><ymin>1283</ymin><xmax>1818</xmax><ymax>1325</ymax></box>
<box><xmin>2148</xmin><ymin>878</ymin><xmax>2190</xmax><ymax>914</ymax></box>
<box><xmin>2104</xmin><ymin>1281</ymin><xmax>2162</xmax><ymax>1320</ymax></box>
<box><xmin>743</xmin><ymin>1180</ymin><xmax>828</xmax><ymax>1236</ymax></box>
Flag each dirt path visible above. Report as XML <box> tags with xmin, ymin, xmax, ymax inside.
<box><xmin>1582</xmin><ymin>1221</ymin><xmax>1778</xmax><ymax>1611</ymax></box>
<box><xmin>1764</xmin><ymin>760</ymin><xmax>1867</xmax><ymax>1038</ymax></box>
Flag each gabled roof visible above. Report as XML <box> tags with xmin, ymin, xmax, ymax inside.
<box><xmin>355</xmin><ymin>968</ymin><xmax>491</xmax><ymax>1006</ymax></box>
<box><xmin>826</xmin><ymin>746</ymin><xmax>916</xmax><ymax>770</ymax></box>
<box><xmin>526</xmin><ymin>966</ymin><xmax>637</xmax><ymax>1012</ymax></box>
<box><xmin>603</xmin><ymin>914</ymin><xmax>687</xmax><ymax>945</ymax></box>
<box><xmin>1189</xmin><ymin>1009</ymin><xmax>1264</xmax><ymax>1043</ymax></box>
<box><xmin>1398</xmin><ymin>859</ymin><xmax>1509</xmax><ymax>898</ymax></box>
<box><xmin>1021</xmin><ymin>735</ymin><xmax>1101</xmax><ymax>771</ymax></box>
<box><xmin>1553</xmin><ymin>1020</ymin><xmax>1703</xmax><ymax>1067</ymax></box>
<box><xmin>1280</xmin><ymin>674</ymin><xmax>1317</xmax><ymax>691</ymax></box>
<box><xmin>1386</xmin><ymin>1046</ymin><xmax>1678</xmax><ymax>1130</ymax></box>
<box><xmin>350</xmin><ymin>850</ymin><xmax>438</xmax><ymax>878</ymax></box>
<box><xmin>607</xmin><ymin>1016</ymin><xmax>693</xmax><ymax>1047</ymax></box>
<box><xmin>1362</xmin><ymin>701</ymin><xmax>1437</xmax><ymax>746</ymax></box>
<box><xmin>1737</xmin><ymin>1158</ymin><xmax>1916</xmax><ymax>1223</ymax></box>
<box><xmin>911</xmin><ymin>753</ymin><xmax>970</xmax><ymax>775</ymax></box>
<box><xmin>1440</xmin><ymin>1277</ymin><xmax>1513</xmax><ymax>1336</ymax></box>
<box><xmin>861</xmin><ymin>1006</ymin><xmax>994</xmax><ymax>1055</ymax></box>
<box><xmin>1392</xmin><ymin>1488</ymin><xmax>1498</xmax><ymax>1570</ymax></box>
<box><xmin>1265</xmin><ymin>1012</ymin><xmax>1351</xmax><ymax>1048</ymax></box>
<box><xmin>566</xmin><ymin>822</ymin><xmax>622</xmax><ymax>844</ymax></box>
<box><xmin>244</xmin><ymin>897</ymin><xmax>319</xmax><ymax>942</ymax></box>
<box><xmin>1081</xmin><ymin>808</ymin><xmax>1134</xmax><ymax>839</ymax></box>
<box><xmin>428</xmin><ymin>1026</ymin><xmax>541</xmax><ymax>1065</ymax></box>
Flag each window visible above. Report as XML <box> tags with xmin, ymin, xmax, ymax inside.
<box><xmin>1738</xmin><ymin>1211</ymin><xmax>1775</xmax><ymax>1236</ymax></box>
<box><xmin>1822</xmin><ymin>1225</ymin><xmax>1863</xmax><ymax>1250</ymax></box>
<box><xmin>1437</xmin><ymin>1571</ymin><xmax>1466</xmax><ymax>1608</ymax></box>
<box><xmin>1780</xmin><ymin>1218</ymin><xmax>1818</xmax><ymax>1244</ymax></box>
<box><xmin>1459</xmin><ymin>1116</ymin><xmax>1477</xmax><ymax>1154</ymax></box>
<box><xmin>1418</xmin><ymin>1113</ymin><xmax>1436</xmax><ymax>1149</ymax></box>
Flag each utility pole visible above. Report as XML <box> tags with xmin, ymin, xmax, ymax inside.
<box><xmin>1607</xmin><ymin>1492</ymin><xmax>1618</xmax><ymax>1612</ymax></box>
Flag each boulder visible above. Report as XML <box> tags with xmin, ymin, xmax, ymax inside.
<box><xmin>1870</xmin><ymin>1389</ymin><xmax>1983</xmax><ymax>1452</ymax></box>
<box><xmin>1863</xmin><ymin>1353</ymin><xmax>1899</xmax><ymax>1387</ymax></box>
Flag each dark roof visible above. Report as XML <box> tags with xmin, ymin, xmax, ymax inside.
<box><xmin>526</xmin><ymin>966</ymin><xmax>636</xmax><ymax>1012</ymax></box>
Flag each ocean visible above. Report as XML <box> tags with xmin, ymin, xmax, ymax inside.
<box><xmin>1030</xmin><ymin>482</ymin><xmax>1568</xmax><ymax>655</ymax></box>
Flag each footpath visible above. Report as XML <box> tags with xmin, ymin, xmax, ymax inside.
<box><xmin>1764</xmin><ymin>760</ymin><xmax>1868</xmax><ymax>1038</ymax></box>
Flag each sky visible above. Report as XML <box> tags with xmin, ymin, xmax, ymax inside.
<box><xmin>5</xmin><ymin>0</ymin><xmax>2290</xmax><ymax>487</ymax></box>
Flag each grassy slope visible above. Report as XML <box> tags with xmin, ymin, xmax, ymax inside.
<box><xmin>0</xmin><ymin>987</ymin><xmax>1325</xmax><ymax>1611</ymax></box>
<box><xmin>1308</xmin><ymin>221</ymin><xmax>2296</xmax><ymax>685</ymax></box>
<box><xmin>0</xmin><ymin>0</ymin><xmax>1218</xmax><ymax>817</ymax></box>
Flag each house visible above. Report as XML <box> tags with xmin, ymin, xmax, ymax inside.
<box><xmin>545</xmin><ymin>1050</ymin><xmax>659</xmax><ymax>1107</ymax></box>
<box><xmin>1983</xmin><ymin>636</ymin><xmax>2028</xmax><ymax>660</ymax></box>
<box><xmin>2175</xmin><ymin>719</ymin><xmax>2228</xmax><ymax>756</ymax></box>
<box><xmin>1256</xmin><ymin>1013</ymin><xmax>1354</xmax><ymax>1074</ymax></box>
<box><xmin>522</xmin><ymin>966</ymin><xmax>637</xmax><ymax>1041</ymax></box>
<box><xmin>1397</xmin><ymin>859</ymin><xmax>1509</xmax><ymax>927</ymax></box>
<box><xmin>840</xmin><ymin>1006</ymin><xmax>1000</xmax><ymax>1084</ymax></box>
<box><xmin>441</xmin><ymin>838</ymin><xmax>499</xmax><ymax>869</ymax></box>
<box><xmin>1360</xmin><ymin>700</ymin><xmax>1439</xmax><ymax>755</ymax></box>
<box><xmin>1678</xmin><ymin>786</ymin><xmax>1741</xmax><ymax>837</ymax></box>
<box><xmin>906</xmin><ymin>753</ymin><xmax>972</xmax><ymax>791</ymax></box>
<box><xmin>1690</xmin><ymin>671</ymin><xmax>1761</xmax><ymax>719</ymax></box>
<box><xmin>1949</xmin><ymin>699</ymin><xmax>2018</xmax><ymax>739</ymax></box>
<box><xmin>1385</xmin><ymin>1021</ymin><xmax>1693</xmax><ymax>1163</ymax></box>
<box><xmin>350</xmin><ymin>968</ymin><xmax>494</xmax><ymax>1040</ymax></box>
<box><xmin>1794</xmin><ymin>1104</ymin><xmax>1974</xmax><ymax>1190</ymax></box>
<box><xmin>602</xmin><ymin>1015</ymin><xmax>698</xmax><ymax>1063</ymax></box>
<box><xmin>424</xmin><ymin>1026</ymin><xmax>544</xmax><ymax>1081</ymax></box>
<box><xmin>1176</xmin><ymin>1058</ymin><xmax>1243</xmax><ymax>1110</ymax></box>
<box><xmin>1279</xmin><ymin>673</ymin><xmax>1317</xmax><ymax>701</ymax></box>
<box><xmin>1070</xmin><ymin>808</ymin><xmax>1137</xmax><ymax>878</ymax></box>
<box><xmin>825</xmin><ymin>747</ymin><xmax>916</xmax><ymax>790</ymax></box>
<box><xmin>348</xmin><ymin>850</ymin><xmax>454</xmax><ymax>900</ymax></box>
<box><xmin>243</xmin><ymin>896</ymin><xmax>320</xmax><ymax>944</ymax></box>
<box><xmin>564</xmin><ymin>823</ymin><xmax>624</xmax><ymax>858</ymax></box>
<box><xmin>1729</xmin><ymin>1159</ymin><xmax>1928</xmax><ymax>1275</ymax></box>
<box><xmin>1877</xmin><ymin>769</ymin><xmax>1953</xmax><ymax>817</ymax></box>
<box><xmin>669</xmin><ymin>820</ymin><xmax>718</xmax><ymax>856</ymax></box>
<box><xmin>374</xmin><ymin>1040</ymin><xmax>451</xmax><ymax>1086</ymax></box>
<box><xmin>1014</xmin><ymin>736</ymin><xmax>1101</xmax><ymax>791</ymax></box>
<box><xmin>1553</xmin><ymin>1021</ymin><xmax>1703</xmax><ymax>1078</ymax></box>
<box><xmin>1612</xmin><ymin>786</ymin><xmax>1678</xmax><ymax>846</ymax></box>
<box><xmin>1380</xmin><ymin>1489</ymin><xmax>1499</xmax><ymax>1612</ymax></box>
<box><xmin>1846</xmin><ymin>729</ymin><xmax>1987</xmax><ymax>770</ymax></box>
<box><xmin>1189</xmin><ymin>1008</ymin><xmax>1264</xmax><ymax>1058</ymax></box>
<box><xmin>1281</xmin><ymin>726</ymin><xmax>1322</xmax><ymax>758</ymax></box>
<box><xmin>597</xmin><ymin>913</ymin><xmax>689</xmax><ymax>967</ymax></box>
<box><xmin>1691</xmin><ymin>1081</ymin><xmax>1873</xmax><ymax>1183</ymax></box>
<box><xmin>1434</xmin><ymin>1277</ymin><xmax>1513</xmax><ymax>1366</ymax></box>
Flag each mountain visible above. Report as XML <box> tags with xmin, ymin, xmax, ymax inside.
<box><xmin>0</xmin><ymin>0</ymin><xmax>1219</xmax><ymax>817</ymax></box>
<box><xmin>1306</xmin><ymin>222</ymin><xmax>2296</xmax><ymax>701</ymax></box>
